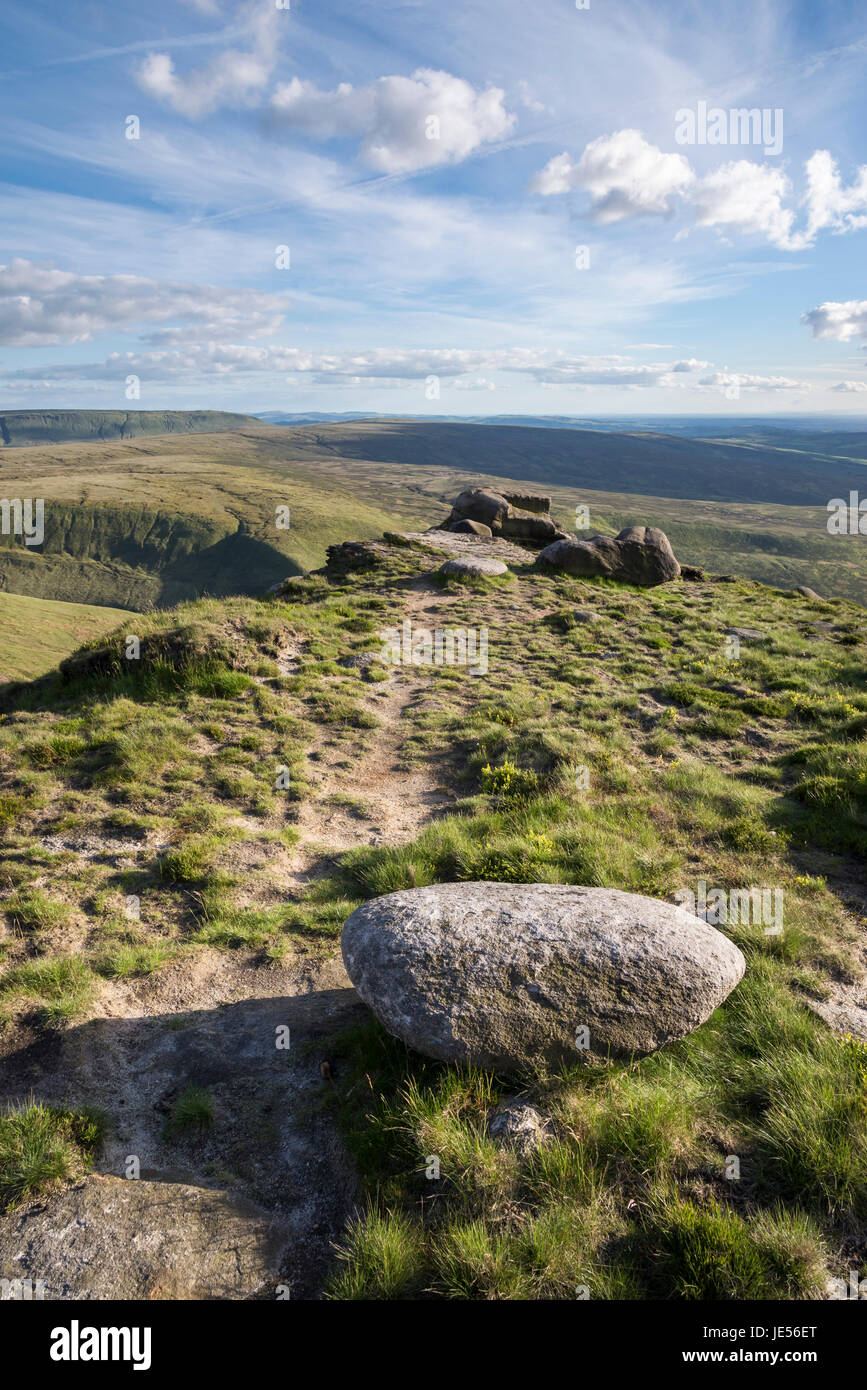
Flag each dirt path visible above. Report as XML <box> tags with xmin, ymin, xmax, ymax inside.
<box><xmin>290</xmin><ymin>581</ymin><xmax>462</xmax><ymax>861</ymax></box>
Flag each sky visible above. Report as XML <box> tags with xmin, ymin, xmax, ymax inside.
<box><xmin>1</xmin><ymin>0</ymin><xmax>867</xmax><ymax>416</ymax></box>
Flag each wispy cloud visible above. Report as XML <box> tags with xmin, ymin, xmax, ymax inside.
<box><xmin>0</xmin><ymin>259</ymin><xmax>288</xmax><ymax>346</ymax></box>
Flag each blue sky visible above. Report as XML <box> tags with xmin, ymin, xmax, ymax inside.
<box><xmin>1</xmin><ymin>0</ymin><xmax>867</xmax><ymax>414</ymax></box>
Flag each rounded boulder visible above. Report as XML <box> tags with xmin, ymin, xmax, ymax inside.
<box><xmin>340</xmin><ymin>882</ymin><xmax>745</xmax><ymax>1073</ymax></box>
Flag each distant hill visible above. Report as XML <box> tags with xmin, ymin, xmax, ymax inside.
<box><xmin>255</xmin><ymin>410</ymin><xmax>867</xmax><ymax>440</ymax></box>
<box><xmin>0</xmin><ymin>410</ymin><xmax>261</xmax><ymax>448</ymax></box>
<box><xmin>267</xmin><ymin>418</ymin><xmax>867</xmax><ymax>507</ymax></box>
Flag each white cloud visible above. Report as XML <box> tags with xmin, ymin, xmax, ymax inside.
<box><xmin>697</xmin><ymin>371</ymin><xmax>809</xmax><ymax>392</ymax></box>
<box><xmin>804</xmin><ymin>151</ymin><xmax>867</xmax><ymax>240</ymax></box>
<box><xmin>136</xmin><ymin>2</ymin><xmax>280</xmax><ymax>119</ymax></box>
<box><xmin>0</xmin><ymin>259</ymin><xmax>287</xmax><ymax>346</ymax></box>
<box><xmin>531</xmin><ymin>130</ymin><xmax>867</xmax><ymax>252</ymax></box>
<box><xmin>802</xmin><ymin>300</ymin><xmax>867</xmax><ymax>341</ymax></box>
<box><xmin>270</xmin><ymin>68</ymin><xmax>516</xmax><ymax>174</ymax></box>
<box><xmin>3</xmin><ymin>344</ymin><xmax>714</xmax><ymax>391</ymax></box>
<box><xmin>832</xmin><ymin>379</ymin><xmax>867</xmax><ymax>392</ymax></box>
<box><xmin>692</xmin><ymin>161</ymin><xmax>805</xmax><ymax>251</ymax></box>
<box><xmin>530</xmin><ymin>130</ymin><xmax>694</xmax><ymax>221</ymax></box>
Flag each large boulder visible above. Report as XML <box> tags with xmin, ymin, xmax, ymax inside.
<box><xmin>537</xmin><ymin>526</ymin><xmax>680</xmax><ymax>586</ymax></box>
<box><xmin>444</xmin><ymin>488</ymin><xmax>567</xmax><ymax>547</ymax></box>
<box><xmin>341</xmin><ymin>882</ymin><xmax>745</xmax><ymax>1073</ymax></box>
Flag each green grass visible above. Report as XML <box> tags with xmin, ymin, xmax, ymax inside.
<box><xmin>0</xmin><ymin>1100</ymin><xmax>104</xmax><ymax>1211</ymax></box>
<box><xmin>3</xmin><ymin>887</ymin><xmax>71</xmax><ymax>932</ymax></box>
<box><xmin>163</xmin><ymin>1085</ymin><xmax>215</xmax><ymax>1138</ymax></box>
<box><xmin>647</xmin><ymin>1193</ymin><xmax>826</xmax><ymax>1299</ymax></box>
<box><xmin>94</xmin><ymin>942</ymin><xmax>174</xmax><ymax>978</ymax></box>
<box><xmin>0</xmin><ymin>957</ymin><xmax>95</xmax><ymax>1024</ymax></box>
<box><xmin>0</xmin><ymin>591</ymin><xmax>132</xmax><ymax>684</ymax></box>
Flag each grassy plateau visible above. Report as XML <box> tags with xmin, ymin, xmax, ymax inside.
<box><xmin>0</xmin><ymin>523</ymin><xmax>865</xmax><ymax>1298</ymax></box>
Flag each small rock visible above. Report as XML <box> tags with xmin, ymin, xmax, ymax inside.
<box><xmin>438</xmin><ymin>556</ymin><xmax>508</xmax><ymax>579</ymax></box>
<box><xmin>448</xmin><ymin>519</ymin><xmax>493</xmax><ymax>538</ymax></box>
<box><xmin>338</xmin><ymin>652</ymin><xmax>379</xmax><ymax>669</ymax></box>
<box><xmin>725</xmin><ymin>628</ymin><xmax>766</xmax><ymax>642</ymax></box>
<box><xmin>488</xmin><ymin>1099</ymin><xmax>551</xmax><ymax>1156</ymax></box>
<box><xmin>796</xmin><ymin>585</ymin><xmax>822</xmax><ymax>601</ymax></box>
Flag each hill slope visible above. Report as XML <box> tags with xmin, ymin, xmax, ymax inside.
<box><xmin>0</xmin><ymin>591</ymin><xmax>132</xmax><ymax>683</ymax></box>
<box><xmin>0</xmin><ymin>536</ymin><xmax>864</xmax><ymax>1298</ymax></box>
<box><xmin>0</xmin><ymin>409</ymin><xmax>261</xmax><ymax>448</ymax></box>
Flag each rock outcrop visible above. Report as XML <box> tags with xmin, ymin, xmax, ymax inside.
<box><xmin>324</xmin><ymin>540</ymin><xmax>389</xmax><ymax>575</ymax></box>
<box><xmin>537</xmin><ymin>526</ymin><xmax>680</xmax><ymax>587</ymax></box>
<box><xmin>341</xmin><ymin>882</ymin><xmax>745</xmax><ymax>1073</ymax></box>
<box><xmin>443</xmin><ymin>488</ymin><xmax>567</xmax><ymax>547</ymax></box>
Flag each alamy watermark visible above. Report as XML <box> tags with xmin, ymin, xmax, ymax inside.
<box><xmin>50</xmin><ymin>1323</ymin><xmax>152</xmax><ymax>1370</ymax></box>
<box><xmin>1</xmin><ymin>1276</ymin><xmax>44</xmax><ymax>1300</ymax></box>
<box><xmin>674</xmin><ymin>879</ymin><xmax>783</xmax><ymax>935</ymax></box>
<box><xmin>675</xmin><ymin>101</ymin><xmax>783</xmax><ymax>156</ymax></box>
<box><xmin>827</xmin><ymin>492</ymin><xmax>867</xmax><ymax>535</ymax></box>
<box><xmin>828</xmin><ymin>1270</ymin><xmax>867</xmax><ymax>1300</ymax></box>
<box><xmin>0</xmin><ymin>497</ymin><xmax>44</xmax><ymax>546</ymax></box>
<box><xmin>380</xmin><ymin>620</ymin><xmax>488</xmax><ymax>676</ymax></box>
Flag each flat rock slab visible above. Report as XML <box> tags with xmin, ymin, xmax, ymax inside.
<box><xmin>404</xmin><ymin>530</ymin><xmax>538</xmax><ymax>566</ymax></box>
<box><xmin>439</xmin><ymin>556</ymin><xmax>508</xmax><ymax>579</ymax></box>
<box><xmin>0</xmin><ymin>963</ymin><xmax>363</xmax><ymax>1300</ymax></box>
<box><xmin>0</xmin><ymin>1176</ymin><xmax>291</xmax><ymax>1300</ymax></box>
<box><xmin>341</xmin><ymin>882</ymin><xmax>745</xmax><ymax>1073</ymax></box>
